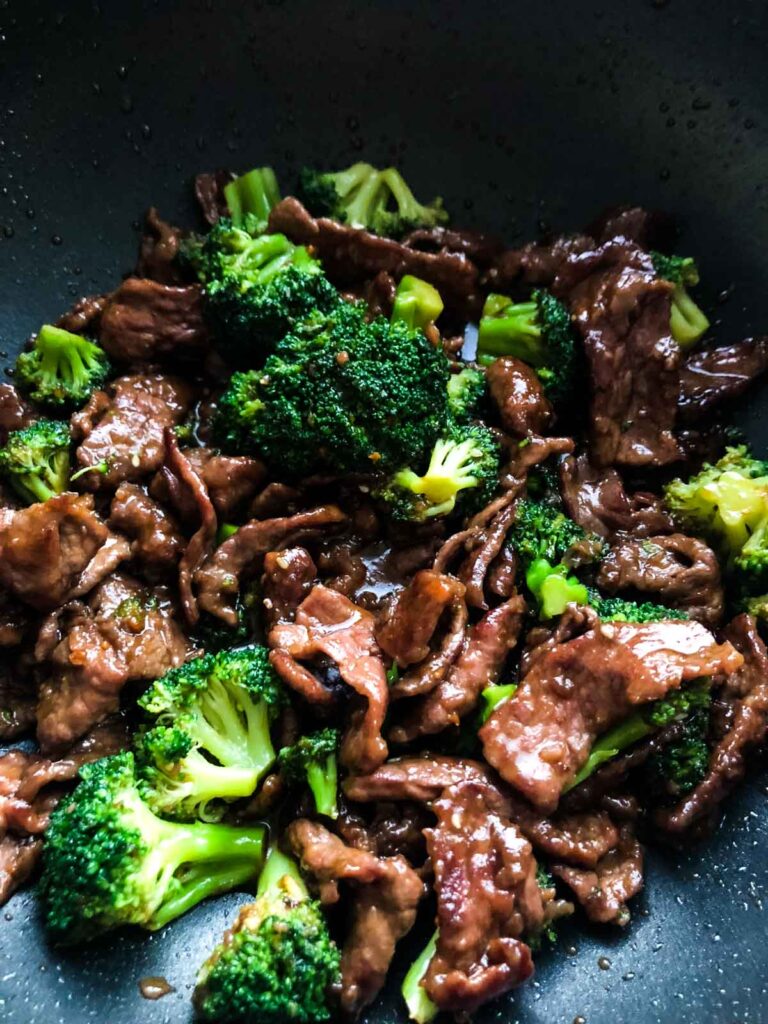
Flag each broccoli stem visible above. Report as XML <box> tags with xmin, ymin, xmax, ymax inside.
<box><xmin>564</xmin><ymin>714</ymin><xmax>656</xmax><ymax>793</ymax></box>
<box><xmin>224</xmin><ymin>167</ymin><xmax>281</xmax><ymax>229</ymax></box>
<box><xmin>391</xmin><ymin>275</ymin><xmax>444</xmax><ymax>331</ymax></box>
<box><xmin>306</xmin><ymin>753</ymin><xmax>339</xmax><ymax>819</ymax></box>
<box><xmin>343</xmin><ymin>167</ymin><xmax>385</xmax><ymax>227</ymax></box>
<box><xmin>477</xmin><ymin>297</ymin><xmax>546</xmax><ymax>364</ymax></box>
<box><xmin>177</xmin><ymin>750</ymin><xmax>261</xmax><ymax>804</ymax></box>
<box><xmin>670</xmin><ymin>285</ymin><xmax>710</xmax><ymax>348</ymax></box>
<box><xmin>151</xmin><ymin>858</ymin><xmax>260</xmax><ymax>930</ymax></box>
<box><xmin>191</xmin><ymin>684</ymin><xmax>275</xmax><ymax>780</ymax></box>
<box><xmin>402</xmin><ymin>930</ymin><xmax>438</xmax><ymax>1024</ymax></box>
<box><xmin>257</xmin><ymin>846</ymin><xmax>308</xmax><ymax>901</ymax></box>
<box><xmin>525</xmin><ymin>558</ymin><xmax>589</xmax><ymax>619</ymax></box>
<box><xmin>480</xmin><ymin>683</ymin><xmax>518</xmax><ymax>723</ymax></box>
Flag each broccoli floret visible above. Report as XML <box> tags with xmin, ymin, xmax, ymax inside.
<box><xmin>194</xmin><ymin>846</ymin><xmax>341</xmax><ymax>1024</ymax></box>
<box><xmin>40</xmin><ymin>751</ymin><xmax>265</xmax><ymax>944</ymax></box>
<box><xmin>592</xmin><ymin>594</ymin><xmax>689</xmax><ymax>623</ymax></box>
<box><xmin>526</xmin><ymin>558</ymin><xmax>589</xmax><ymax>619</ymax></box>
<box><xmin>223</xmin><ymin>166</ymin><xmax>281</xmax><ymax>230</ymax></box>
<box><xmin>508</xmin><ymin>499</ymin><xmax>592</xmax><ymax>567</ymax></box>
<box><xmin>0</xmin><ymin>419</ymin><xmax>70</xmax><ymax>504</ymax></box>
<box><xmin>664</xmin><ymin>446</ymin><xmax>768</xmax><ymax>588</ymax></box>
<box><xmin>214</xmin><ymin>302</ymin><xmax>451</xmax><ymax>475</ymax></box>
<box><xmin>187</xmin><ymin>218</ymin><xmax>340</xmax><ymax>361</ymax></box>
<box><xmin>477</xmin><ymin>289</ymin><xmax>577</xmax><ymax>403</ymax></box>
<box><xmin>193</xmin><ymin>603</ymin><xmax>252</xmax><ymax>654</ymax></box>
<box><xmin>15</xmin><ymin>324</ymin><xmax>111</xmax><ymax>410</ymax></box>
<box><xmin>377</xmin><ymin>423</ymin><xmax>500</xmax><ymax>522</ymax></box>
<box><xmin>298</xmin><ymin>162</ymin><xmax>448</xmax><ymax>238</ymax></box>
<box><xmin>391</xmin><ymin>275</ymin><xmax>444</xmax><ymax>331</ymax></box>
<box><xmin>446</xmin><ymin>366</ymin><xmax>486</xmax><ymax>423</ymax></box>
<box><xmin>278</xmin><ymin>728</ymin><xmax>339</xmax><ymax>819</ymax></box>
<box><xmin>647</xmin><ymin>693</ymin><xmax>711</xmax><ymax>797</ymax></box>
<box><xmin>402</xmin><ymin>930</ymin><xmax>438</xmax><ymax>1024</ymax></box>
<box><xmin>135</xmin><ymin>646</ymin><xmax>285</xmax><ymax>821</ymax></box>
<box><xmin>651</xmin><ymin>251</ymin><xmax>710</xmax><ymax>349</ymax></box>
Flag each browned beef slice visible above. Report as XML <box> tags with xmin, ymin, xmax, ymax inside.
<box><xmin>36</xmin><ymin>574</ymin><xmax>188</xmax><ymax>753</ymax></box>
<box><xmin>391</xmin><ymin>593</ymin><xmax>525</xmax><ymax>742</ymax></box>
<box><xmin>261</xmin><ymin>547</ymin><xmax>317</xmax><ymax>628</ymax></box>
<box><xmin>99</xmin><ymin>277</ymin><xmax>208</xmax><ymax>363</ymax></box>
<box><xmin>0</xmin><ymin>493</ymin><xmax>108</xmax><ymax>609</ymax></box>
<box><xmin>55</xmin><ymin>293</ymin><xmax>110</xmax><ymax>335</ymax></box>
<box><xmin>486</xmin><ymin>235</ymin><xmax>592</xmax><ymax>292</ymax></box>
<box><xmin>551</xmin><ymin>827</ymin><xmax>643</xmax><ymax>925</ymax></box>
<box><xmin>0</xmin><ymin>589</ymin><xmax>29</xmax><ymax>648</ymax></box>
<box><xmin>597</xmin><ymin>533</ymin><xmax>724</xmax><ymax>627</ymax></box>
<box><xmin>268</xmin><ymin>197</ymin><xmax>480</xmax><ymax>315</ymax></box>
<box><xmin>0</xmin><ymin>663</ymin><xmax>36</xmax><ymax>740</ymax></box>
<box><xmin>136</xmin><ymin>207</ymin><xmax>187</xmax><ymax>285</ymax></box>
<box><xmin>270</xmin><ymin>585</ymin><xmax>388</xmax><ymax>773</ymax></box>
<box><xmin>402</xmin><ymin>225</ymin><xmax>503</xmax><ymax>267</ymax></box>
<box><xmin>0</xmin><ymin>383</ymin><xmax>34</xmax><ymax>444</ymax></box>
<box><xmin>72</xmin><ymin>373</ymin><xmax>194</xmax><ymax>488</ymax></box>
<box><xmin>424</xmin><ymin>781</ymin><xmax>541</xmax><ymax>1012</ymax></box>
<box><xmin>109</xmin><ymin>482</ymin><xmax>184</xmax><ymax>576</ymax></box>
<box><xmin>389</xmin><ymin>590</ymin><xmax>468</xmax><ymax>700</ymax></box>
<box><xmin>586</xmin><ymin>205</ymin><xmax>676</xmax><ymax>249</ymax></box>
<box><xmin>194</xmin><ymin>170</ymin><xmax>234</xmax><ymax>224</ymax></box>
<box><xmin>560</xmin><ymin>452</ymin><xmax>674</xmax><ymax>539</ymax></box>
<box><xmin>561</xmin><ymin>240</ymin><xmax>680</xmax><ymax>466</ymax></box>
<box><xmin>0</xmin><ymin>835</ymin><xmax>41</xmax><ymax>904</ymax></box>
<box><xmin>658</xmin><ymin>615</ymin><xmax>768</xmax><ymax>834</ymax></box>
<box><xmin>486</xmin><ymin>356</ymin><xmax>553</xmax><ymax>437</ymax></box>
<box><xmin>376</xmin><ymin>570</ymin><xmax>464</xmax><ymax>668</ymax></box>
<box><xmin>152</xmin><ymin>447</ymin><xmax>266</xmax><ymax>523</ymax></box>
<box><xmin>480</xmin><ymin>620</ymin><xmax>744</xmax><ymax>812</ymax></box>
<box><xmin>195</xmin><ymin>505</ymin><xmax>347</xmax><ymax>625</ymax></box>
<box><xmin>457</xmin><ymin>499</ymin><xmax>518</xmax><ymax>610</ymax></box>
<box><xmin>678</xmin><ymin>338</ymin><xmax>768</xmax><ymax>420</ymax></box>
<box><xmin>286</xmin><ymin>818</ymin><xmax>423</xmax><ymax>1017</ymax></box>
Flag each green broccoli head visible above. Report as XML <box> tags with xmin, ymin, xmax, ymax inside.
<box><xmin>298</xmin><ymin>162</ymin><xmax>448</xmax><ymax>238</ymax></box>
<box><xmin>0</xmin><ymin>419</ymin><xmax>70</xmax><ymax>504</ymax></box>
<box><xmin>508</xmin><ymin>499</ymin><xmax>593</xmax><ymax>567</ymax></box>
<box><xmin>592</xmin><ymin>595</ymin><xmax>689</xmax><ymax>623</ymax></box>
<box><xmin>278</xmin><ymin>728</ymin><xmax>340</xmax><ymax>819</ymax></box>
<box><xmin>664</xmin><ymin>446</ymin><xmax>768</xmax><ymax>588</ymax></box>
<box><xmin>187</xmin><ymin>218</ymin><xmax>340</xmax><ymax>361</ymax></box>
<box><xmin>391</xmin><ymin>275</ymin><xmax>444</xmax><ymax>331</ymax></box>
<box><xmin>223</xmin><ymin>165</ymin><xmax>281</xmax><ymax>230</ymax></box>
<box><xmin>214</xmin><ymin>302</ymin><xmax>452</xmax><ymax>475</ymax></box>
<box><xmin>194</xmin><ymin>847</ymin><xmax>341</xmax><ymax>1024</ymax></box>
<box><xmin>377</xmin><ymin>422</ymin><xmax>500</xmax><ymax>522</ymax></box>
<box><xmin>477</xmin><ymin>289</ymin><xmax>577</xmax><ymax>404</ymax></box>
<box><xmin>15</xmin><ymin>324</ymin><xmax>111</xmax><ymax>410</ymax></box>
<box><xmin>135</xmin><ymin>646</ymin><xmax>285</xmax><ymax>821</ymax></box>
<box><xmin>40</xmin><ymin>752</ymin><xmax>265</xmax><ymax>945</ymax></box>
<box><xmin>651</xmin><ymin>251</ymin><xmax>709</xmax><ymax>349</ymax></box>
<box><xmin>446</xmin><ymin>366</ymin><xmax>486</xmax><ymax>423</ymax></box>
<box><xmin>526</xmin><ymin>558</ymin><xmax>590</xmax><ymax>619</ymax></box>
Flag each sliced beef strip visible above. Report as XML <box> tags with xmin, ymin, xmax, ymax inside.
<box><xmin>0</xmin><ymin>383</ymin><xmax>34</xmax><ymax>444</ymax></box>
<box><xmin>480</xmin><ymin>619</ymin><xmax>743</xmax><ymax>813</ymax></box>
<box><xmin>597</xmin><ymin>533</ymin><xmax>724</xmax><ymax>628</ymax></box>
<box><xmin>0</xmin><ymin>663</ymin><xmax>36</xmax><ymax>740</ymax></box>
<box><xmin>658</xmin><ymin>615</ymin><xmax>768</xmax><ymax>835</ymax></box>
<box><xmin>561</xmin><ymin>239</ymin><xmax>681</xmax><ymax>467</ymax></box>
<box><xmin>486</xmin><ymin>356</ymin><xmax>554</xmax><ymax>437</ymax></box>
<box><xmin>0</xmin><ymin>493</ymin><xmax>108</xmax><ymax>610</ymax></box>
<box><xmin>195</xmin><ymin>505</ymin><xmax>347</xmax><ymax>625</ymax></box>
<box><xmin>286</xmin><ymin>819</ymin><xmax>423</xmax><ymax>1018</ymax></box>
<box><xmin>376</xmin><ymin>570</ymin><xmax>465</xmax><ymax>668</ymax></box>
<box><xmin>389</xmin><ymin>589</ymin><xmax>468</xmax><ymax>700</ymax></box>
<box><xmin>560</xmin><ymin>451</ymin><xmax>674</xmax><ymax>539</ymax></box>
<box><xmin>678</xmin><ymin>337</ymin><xmax>768</xmax><ymax>420</ymax></box>
<box><xmin>269</xmin><ymin>585</ymin><xmax>388</xmax><ymax>773</ymax></box>
<box><xmin>99</xmin><ymin>277</ymin><xmax>209</xmax><ymax>364</ymax></box>
<box><xmin>261</xmin><ymin>547</ymin><xmax>317</xmax><ymax>629</ymax></box>
<box><xmin>68</xmin><ymin>530</ymin><xmax>131</xmax><ymax>599</ymax></box>
<box><xmin>72</xmin><ymin>373</ymin><xmax>195</xmax><ymax>489</ymax></box>
<box><xmin>585</xmin><ymin>205</ymin><xmax>677</xmax><ymax>250</ymax></box>
<box><xmin>0</xmin><ymin>590</ymin><xmax>29</xmax><ymax>648</ymax></box>
<box><xmin>485</xmin><ymin>235</ymin><xmax>592</xmax><ymax>292</ymax></box>
<box><xmin>109</xmin><ymin>482</ymin><xmax>184</xmax><ymax>578</ymax></box>
<box><xmin>424</xmin><ymin>780</ymin><xmax>541</xmax><ymax>1013</ymax></box>
<box><xmin>194</xmin><ymin>170</ymin><xmax>234</xmax><ymax>225</ymax></box>
<box><xmin>457</xmin><ymin>499</ymin><xmax>519</xmax><ymax>610</ymax></box>
<box><xmin>401</xmin><ymin>225</ymin><xmax>503</xmax><ymax>268</ymax></box>
<box><xmin>551</xmin><ymin>827</ymin><xmax>643</xmax><ymax>926</ymax></box>
<box><xmin>36</xmin><ymin>574</ymin><xmax>189</xmax><ymax>753</ymax></box>
<box><xmin>55</xmin><ymin>293</ymin><xmax>110</xmax><ymax>335</ymax></box>
<box><xmin>152</xmin><ymin>447</ymin><xmax>266</xmax><ymax>523</ymax></box>
<box><xmin>136</xmin><ymin>207</ymin><xmax>187</xmax><ymax>285</ymax></box>
<box><xmin>0</xmin><ymin>835</ymin><xmax>41</xmax><ymax>905</ymax></box>
<box><xmin>268</xmin><ymin>197</ymin><xmax>481</xmax><ymax>316</ymax></box>
<box><xmin>390</xmin><ymin>593</ymin><xmax>525</xmax><ymax>743</ymax></box>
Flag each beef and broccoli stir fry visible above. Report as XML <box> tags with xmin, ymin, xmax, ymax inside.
<box><xmin>1</xmin><ymin>161</ymin><xmax>768</xmax><ymax>1022</ymax></box>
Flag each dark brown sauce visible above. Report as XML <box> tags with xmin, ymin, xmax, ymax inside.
<box><xmin>138</xmin><ymin>976</ymin><xmax>175</xmax><ymax>1000</ymax></box>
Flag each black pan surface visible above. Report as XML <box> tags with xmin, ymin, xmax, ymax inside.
<box><xmin>1</xmin><ymin>2</ymin><xmax>768</xmax><ymax>1022</ymax></box>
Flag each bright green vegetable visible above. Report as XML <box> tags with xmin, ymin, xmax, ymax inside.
<box><xmin>391</xmin><ymin>274</ymin><xmax>444</xmax><ymax>331</ymax></box>
<box><xmin>402</xmin><ymin>930</ymin><xmax>438</xmax><ymax>1024</ymax></box>
<box><xmin>15</xmin><ymin>324</ymin><xmax>111</xmax><ymax>410</ymax></box>
<box><xmin>0</xmin><ymin>419</ymin><xmax>70</xmax><ymax>504</ymax></box>
<box><xmin>278</xmin><ymin>728</ymin><xmax>340</xmax><ymax>819</ymax></box>
<box><xmin>479</xmin><ymin>683</ymin><xmax>518</xmax><ymax>723</ymax></box>
<box><xmin>592</xmin><ymin>594</ymin><xmax>688</xmax><ymax>623</ymax></box>
<box><xmin>526</xmin><ymin>558</ymin><xmax>589</xmax><ymax>619</ymax></box>
<box><xmin>223</xmin><ymin>165</ymin><xmax>281</xmax><ymax>230</ymax></box>
<box><xmin>651</xmin><ymin>251</ymin><xmax>710</xmax><ymax>348</ymax></box>
<box><xmin>446</xmin><ymin>366</ymin><xmax>486</xmax><ymax>423</ymax></box>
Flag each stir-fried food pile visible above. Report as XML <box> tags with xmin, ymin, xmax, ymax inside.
<box><xmin>2</xmin><ymin>162</ymin><xmax>768</xmax><ymax>1022</ymax></box>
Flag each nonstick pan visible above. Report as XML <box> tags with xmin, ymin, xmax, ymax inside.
<box><xmin>1</xmin><ymin>2</ymin><xmax>768</xmax><ymax>1022</ymax></box>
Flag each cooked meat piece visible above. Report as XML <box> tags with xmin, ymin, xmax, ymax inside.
<box><xmin>486</xmin><ymin>235</ymin><xmax>592</xmax><ymax>292</ymax></box>
<box><xmin>480</xmin><ymin>619</ymin><xmax>743</xmax><ymax>812</ymax></box>
<box><xmin>487</xmin><ymin>543</ymin><xmax>518</xmax><ymax>599</ymax></box>
<box><xmin>0</xmin><ymin>589</ymin><xmax>29</xmax><ymax>647</ymax></box>
<box><xmin>249</xmin><ymin>482</ymin><xmax>304</xmax><ymax>519</ymax></box>
<box><xmin>562</xmin><ymin>240</ymin><xmax>680</xmax><ymax>466</ymax></box>
<box><xmin>0</xmin><ymin>664</ymin><xmax>36</xmax><ymax>740</ymax></box>
<box><xmin>390</xmin><ymin>592</ymin><xmax>468</xmax><ymax>699</ymax></box>
<box><xmin>366</xmin><ymin>802</ymin><xmax>432</xmax><ymax>862</ymax></box>
<box><xmin>136</xmin><ymin>207</ymin><xmax>187</xmax><ymax>285</ymax></box>
<box><xmin>316</xmin><ymin>539</ymin><xmax>367</xmax><ymax>599</ymax></box>
<box><xmin>0</xmin><ymin>493</ymin><xmax>108</xmax><ymax>609</ymax></box>
<box><xmin>0</xmin><ymin>383</ymin><xmax>34</xmax><ymax>444</ymax></box>
<box><xmin>261</xmin><ymin>547</ymin><xmax>317</xmax><ymax>628</ymax></box>
<box><xmin>597</xmin><ymin>533</ymin><xmax>724</xmax><ymax>627</ymax></box>
<box><xmin>551</xmin><ymin>826</ymin><xmax>643</xmax><ymax>925</ymax></box>
<box><xmin>376</xmin><ymin>570</ymin><xmax>464</xmax><ymax>668</ymax></box>
<box><xmin>560</xmin><ymin>451</ymin><xmax>674</xmax><ymax>539</ymax></box>
<box><xmin>457</xmin><ymin>500</ymin><xmax>519</xmax><ymax>609</ymax></box>
<box><xmin>153</xmin><ymin>447</ymin><xmax>266</xmax><ymax>523</ymax></box>
<box><xmin>286</xmin><ymin>819</ymin><xmax>423</xmax><ymax>1017</ymax></box>
<box><xmin>486</xmin><ymin>356</ymin><xmax>554</xmax><ymax>437</ymax></box>
<box><xmin>99</xmin><ymin>277</ymin><xmax>208</xmax><ymax>363</ymax></box>
<box><xmin>658</xmin><ymin>615</ymin><xmax>768</xmax><ymax>835</ymax></box>
<box><xmin>36</xmin><ymin>574</ymin><xmax>188</xmax><ymax>752</ymax></box>
<box><xmin>68</xmin><ymin>530</ymin><xmax>131</xmax><ymax>599</ymax></box>
<box><xmin>196</xmin><ymin>505</ymin><xmax>347</xmax><ymax>625</ymax></box>
<box><xmin>424</xmin><ymin>781</ymin><xmax>541</xmax><ymax>1012</ymax></box>
<box><xmin>268</xmin><ymin>648</ymin><xmax>335</xmax><ymax>706</ymax></box>
<box><xmin>391</xmin><ymin>593</ymin><xmax>525</xmax><ymax>742</ymax></box>
<box><xmin>0</xmin><ymin>835</ymin><xmax>41</xmax><ymax>905</ymax></box>
<box><xmin>109</xmin><ymin>482</ymin><xmax>184</xmax><ymax>577</ymax></box>
<box><xmin>586</xmin><ymin>205</ymin><xmax>676</xmax><ymax>250</ymax></box>
<box><xmin>270</xmin><ymin>585</ymin><xmax>388</xmax><ymax>773</ymax></box>
<box><xmin>268</xmin><ymin>197</ymin><xmax>480</xmax><ymax>315</ymax></box>
<box><xmin>343</xmin><ymin>753</ymin><xmax>493</xmax><ymax>805</ymax></box>
<box><xmin>55</xmin><ymin>293</ymin><xmax>110</xmax><ymax>335</ymax></box>
<box><xmin>72</xmin><ymin>373</ymin><xmax>195</xmax><ymax>489</ymax></box>
<box><xmin>499</xmin><ymin>433</ymin><xmax>575</xmax><ymax>492</ymax></box>
<box><xmin>361</xmin><ymin>270</ymin><xmax>397</xmax><ymax>318</ymax></box>
<box><xmin>678</xmin><ymin>338</ymin><xmax>768</xmax><ymax>420</ymax></box>
<box><xmin>194</xmin><ymin>169</ymin><xmax>234</xmax><ymax>224</ymax></box>
<box><xmin>401</xmin><ymin>225</ymin><xmax>503</xmax><ymax>267</ymax></box>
